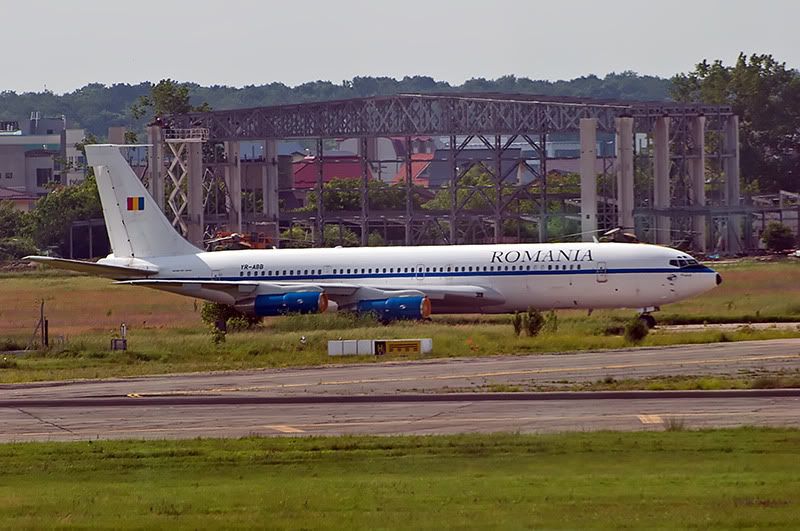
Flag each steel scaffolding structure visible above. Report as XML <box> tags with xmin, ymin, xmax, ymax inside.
<box><xmin>146</xmin><ymin>93</ymin><xmax>740</xmax><ymax>252</ymax></box>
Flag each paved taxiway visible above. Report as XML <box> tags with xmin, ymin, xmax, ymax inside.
<box><xmin>1</xmin><ymin>338</ymin><xmax>799</xmax><ymax>441</ymax></box>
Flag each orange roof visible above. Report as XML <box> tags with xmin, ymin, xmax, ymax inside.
<box><xmin>391</xmin><ymin>153</ymin><xmax>434</xmax><ymax>186</ymax></box>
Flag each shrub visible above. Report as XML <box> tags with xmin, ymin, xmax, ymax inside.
<box><xmin>511</xmin><ymin>312</ymin><xmax>523</xmax><ymax>336</ymax></box>
<box><xmin>525</xmin><ymin>307</ymin><xmax>545</xmax><ymax>337</ymax></box>
<box><xmin>624</xmin><ymin>317</ymin><xmax>649</xmax><ymax>344</ymax></box>
<box><xmin>209</xmin><ymin>326</ymin><xmax>226</xmax><ymax>345</ymax></box>
<box><xmin>0</xmin><ymin>237</ymin><xmax>38</xmax><ymax>261</ymax></box>
<box><xmin>761</xmin><ymin>221</ymin><xmax>795</xmax><ymax>252</ymax></box>
<box><xmin>201</xmin><ymin>302</ymin><xmax>261</xmax><ymax>331</ymax></box>
<box><xmin>226</xmin><ymin>316</ymin><xmax>252</xmax><ymax>333</ymax></box>
<box><xmin>544</xmin><ymin>310</ymin><xmax>558</xmax><ymax>333</ymax></box>
<box><xmin>0</xmin><ymin>357</ymin><xmax>18</xmax><ymax>369</ymax></box>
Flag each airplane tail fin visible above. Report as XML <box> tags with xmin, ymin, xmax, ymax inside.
<box><xmin>85</xmin><ymin>144</ymin><xmax>201</xmax><ymax>258</ymax></box>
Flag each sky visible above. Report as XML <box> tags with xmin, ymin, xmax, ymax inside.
<box><xmin>1</xmin><ymin>0</ymin><xmax>798</xmax><ymax>94</ymax></box>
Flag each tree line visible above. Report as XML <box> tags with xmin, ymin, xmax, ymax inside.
<box><xmin>0</xmin><ymin>72</ymin><xmax>670</xmax><ymax>137</ymax></box>
<box><xmin>1</xmin><ymin>54</ymin><xmax>798</xmax><ymax>258</ymax></box>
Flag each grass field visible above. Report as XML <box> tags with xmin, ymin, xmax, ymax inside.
<box><xmin>0</xmin><ymin>429</ymin><xmax>798</xmax><ymax>528</ymax></box>
<box><xmin>1</xmin><ymin>260</ymin><xmax>800</xmax><ymax>383</ymax></box>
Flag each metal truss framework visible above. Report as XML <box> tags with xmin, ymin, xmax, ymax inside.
<box><xmin>159</xmin><ymin>94</ymin><xmax>739</xmax><ymax>250</ymax></box>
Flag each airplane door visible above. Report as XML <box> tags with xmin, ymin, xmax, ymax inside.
<box><xmin>596</xmin><ymin>262</ymin><xmax>608</xmax><ymax>283</ymax></box>
<box><xmin>415</xmin><ymin>264</ymin><xmax>425</xmax><ymax>281</ymax></box>
<box><xmin>323</xmin><ymin>265</ymin><xmax>332</xmax><ymax>278</ymax></box>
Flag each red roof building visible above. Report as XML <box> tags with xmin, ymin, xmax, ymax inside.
<box><xmin>292</xmin><ymin>155</ymin><xmax>373</xmax><ymax>189</ymax></box>
<box><xmin>390</xmin><ymin>153</ymin><xmax>434</xmax><ymax>187</ymax></box>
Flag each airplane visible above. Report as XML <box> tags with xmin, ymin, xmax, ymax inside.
<box><xmin>25</xmin><ymin>144</ymin><xmax>722</xmax><ymax>328</ymax></box>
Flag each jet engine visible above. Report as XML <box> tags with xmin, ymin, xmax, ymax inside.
<box><xmin>252</xmin><ymin>292</ymin><xmax>328</xmax><ymax>316</ymax></box>
<box><xmin>356</xmin><ymin>296</ymin><xmax>432</xmax><ymax>322</ymax></box>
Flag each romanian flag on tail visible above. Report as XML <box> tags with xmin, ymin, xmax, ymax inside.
<box><xmin>127</xmin><ymin>197</ymin><xmax>145</xmax><ymax>211</ymax></box>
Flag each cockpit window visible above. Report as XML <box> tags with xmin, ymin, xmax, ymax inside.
<box><xmin>669</xmin><ymin>259</ymin><xmax>679</xmax><ymax>267</ymax></box>
<box><xmin>678</xmin><ymin>259</ymin><xmax>687</xmax><ymax>267</ymax></box>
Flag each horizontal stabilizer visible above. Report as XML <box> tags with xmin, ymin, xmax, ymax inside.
<box><xmin>24</xmin><ymin>256</ymin><xmax>157</xmax><ymax>279</ymax></box>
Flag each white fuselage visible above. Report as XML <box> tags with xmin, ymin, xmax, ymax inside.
<box><xmin>137</xmin><ymin>241</ymin><xmax>719</xmax><ymax>313</ymax></box>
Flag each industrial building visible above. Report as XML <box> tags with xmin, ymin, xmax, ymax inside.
<box><xmin>140</xmin><ymin>93</ymin><xmax>749</xmax><ymax>254</ymax></box>
<box><xmin>0</xmin><ymin>112</ymin><xmax>87</xmax><ymax>203</ymax></box>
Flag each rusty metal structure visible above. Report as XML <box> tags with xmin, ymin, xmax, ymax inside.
<box><xmin>143</xmin><ymin>93</ymin><xmax>743</xmax><ymax>253</ymax></box>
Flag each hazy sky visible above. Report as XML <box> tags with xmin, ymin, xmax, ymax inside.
<box><xmin>2</xmin><ymin>0</ymin><xmax>798</xmax><ymax>94</ymax></box>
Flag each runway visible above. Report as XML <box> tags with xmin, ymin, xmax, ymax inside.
<box><xmin>2</xmin><ymin>338</ymin><xmax>800</xmax><ymax>441</ymax></box>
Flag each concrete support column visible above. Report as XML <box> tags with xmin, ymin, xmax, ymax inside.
<box><xmin>187</xmin><ymin>142</ymin><xmax>205</xmax><ymax>246</ymax></box>
<box><xmin>724</xmin><ymin>115</ymin><xmax>742</xmax><ymax>254</ymax></box>
<box><xmin>449</xmin><ymin>135</ymin><xmax>458</xmax><ymax>244</ymax></box>
<box><xmin>224</xmin><ymin>141</ymin><xmax>242</xmax><ymax>233</ymax></box>
<box><xmin>262</xmin><ymin>140</ymin><xmax>279</xmax><ymax>221</ymax></box>
<box><xmin>579</xmin><ymin>118</ymin><xmax>597</xmax><ymax>242</ymax></box>
<box><xmin>652</xmin><ymin>117</ymin><xmax>671</xmax><ymax>246</ymax></box>
<box><xmin>615</xmin><ymin>117</ymin><xmax>635</xmax><ymax>230</ymax></box>
<box><xmin>146</xmin><ymin>126</ymin><xmax>164</xmax><ymax>210</ymax></box>
<box><xmin>689</xmin><ymin>116</ymin><xmax>707</xmax><ymax>252</ymax></box>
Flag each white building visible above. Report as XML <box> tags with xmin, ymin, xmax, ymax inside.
<box><xmin>0</xmin><ymin>113</ymin><xmax>87</xmax><ymax>202</ymax></box>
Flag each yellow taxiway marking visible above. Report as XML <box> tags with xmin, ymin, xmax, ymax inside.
<box><xmin>126</xmin><ymin>353</ymin><xmax>800</xmax><ymax>397</ymax></box>
<box><xmin>6</xmin><ymin>409</ymin><xmax>800</xmax><ymax>439</ymax></box>
<box><xmin>126</xmin><ymin>393</ymin><xmax>141</xmax><ymax>398</ymax></box>
<box><xmin>267</xmin><ymin>425</ymin><xmax>305</xmax><ymax>434</ymax></box>
<box><xmin>637</xmin><ymin>414</ymin><xmax>664</xmax><ymax>424</ymax></box>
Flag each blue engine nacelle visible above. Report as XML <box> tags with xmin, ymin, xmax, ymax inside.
<box><xmin>357</xmin><ymin>296</ymin><xmax>432</xmax><ymax>322</ymax></box>
<box><xmin>253</xmin><ymin>292</ymin><xmax>328</xmax><ymax>316</ymax></box>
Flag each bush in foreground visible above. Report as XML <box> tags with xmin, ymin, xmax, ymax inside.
<box><xmin>200</xmin><ymin>302</ymin><xmax>262</xmax><ymax>331</ymax></box>
<box><xmin>762</xmin><ymin>221</ymin><xmax>795</xmax><ymax>252</ymax></box>
<box><xmin>624</xmin><ymin>318</ymin><xmax>649</xmax><ymax>344</ymax></box>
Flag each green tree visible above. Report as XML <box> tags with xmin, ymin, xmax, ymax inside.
<box><xmin>323</xmin><ymin>225</ymin><xmax>359</xmax><ymax>247</ymax></box>
<box><xmin>130</xmin><ymin>79</ymin><xmax>212</xmax><ymax>120</ymax></box>
<box><xmin>423</xmin><ymin>166</ymin><xmax>498</xmax><ymax>212</ymax></box>
<box><xmin>0</xmin><ymin>200</ymin><xmax>24</xmax><ymax>238</ymax></box>
<box><xmin>367</xmin><ymin>231</ymin><xmax>385</xmax><ymax>246</ymax></box>
<box><xmin>280</xmin><ymin>226</ymin><xmax>313</xmax><ymax>248</ymax></box>
<box><xmin>761</xmin><ymin>221</ymin><xmax>795</xmax><ymax>251</ymax></box>
<box><xmin>25</xmin><ymin>175</ymin><xmax>102</xmax><ymax>253</ymax></box>
<box><xmin>671</xmin><ymin>53</ymin><xmax>800</xmax><ymax>192</ymax></box>
<box><xmin>301</xmin><ymin>178</ymin><xmax>415</xmax><ymax>213</ymax></box>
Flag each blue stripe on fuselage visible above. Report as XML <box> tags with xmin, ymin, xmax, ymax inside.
<box><xmin>171</xmin><ymin>266</ymin><xmax>716</xmax><ymax>283</ymax></box>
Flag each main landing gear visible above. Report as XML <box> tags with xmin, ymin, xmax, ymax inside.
<box><xmin>637</xmin><ymin>306</ymin><xmax>660</xmax><ymax>329</ymax></box>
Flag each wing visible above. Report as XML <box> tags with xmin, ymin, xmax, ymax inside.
<box><xmin>118</xmin><ymin>279</ymin><xmax>504</xmax><ymax>311</ymax></box>
<box><xmin>118</xmin><ymin>279</ymin><xmax>325</xmax><ymax>306</ymax></box>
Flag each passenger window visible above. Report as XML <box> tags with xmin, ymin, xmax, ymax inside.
<box><xmin>239</xmin><ymin>272</ymin><xmax>244</xmax><ymax>277</ymax></box>
<box><xmin>548</xmin><ymin>265</ymin><xmax>552</xmax><ymax>270</ymax></box>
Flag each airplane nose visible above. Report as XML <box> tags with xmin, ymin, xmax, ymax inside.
<box><xmin>716</xmin><ymin>273</ymin><xmax>723</xmax><ymax>286</ymax></box>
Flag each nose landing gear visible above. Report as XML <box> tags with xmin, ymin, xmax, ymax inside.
<box><xmin>638</xmin><ymin>313</ymin><xmax>657</xmax><ymax>329</ymax></box>
<box><xmin>637</xmin><ymin>306</ymin><xmax>660</xmax><ymax>329</ymax></box>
